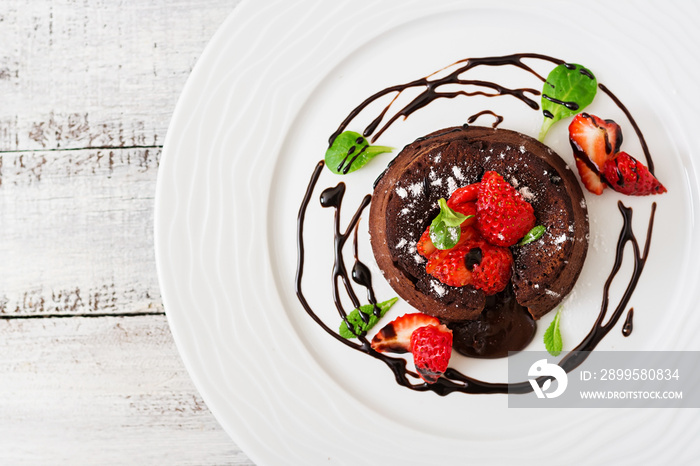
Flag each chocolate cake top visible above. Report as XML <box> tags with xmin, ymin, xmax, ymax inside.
<box><xmin>369</xmin><ymin>125</ymin><xmax>589</xmax><ymax>322</ymax></box>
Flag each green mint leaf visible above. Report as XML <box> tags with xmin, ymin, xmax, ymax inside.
<box><xmin>429</xmin><ymin>198</ymin><xmax>473</xmax><ymax>250</ymax></box>
<box><xmin>339</xmin><ymin>297</ymin><xmax>398</xmax><ymax>339</ymax></box>
<box><xmin>538</xmin><ymin>63</ymin><xmax>597</xmax><ymax>141</ymax></box>
<box><xmin>437</xmin><ymin>198</ymin><xmax>467</xmax><ymax>227</ymax></box>
<box><xmin>325</xmin><ymin>131</ymin><xmax>393</xmax><ymax>175</ymax></box>
<box><xmin>543</xmin><ymin>306</ymin><xmax>563</xmax><ymax>356</ymax></box>
<box><xmin>518</xmin><ymin>225</ymin><xmax>547</xmax><ymax>246</ymax></box>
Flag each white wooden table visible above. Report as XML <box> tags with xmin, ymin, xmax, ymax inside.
<box><xmin>0</xmin><ymin>1</ymin><xmax>253</xmax><ymax>463</ymax></box>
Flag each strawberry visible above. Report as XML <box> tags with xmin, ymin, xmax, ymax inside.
<box><xmin>416</xmin><ymin>227</ymin><xmax>437</xmax><ymax>258</ymax></box>
<box><xmin>425</xmin><ymin>243</ymin><xmax>475</xmax><ymax>287</ymax></box>
<box><xmin>423</xmin><ymin>225</ymin><xmax>482</xmax><ymax>284</ymax></box>
<box><xmin>371</xmin><ymin>313</ymin><xmax>440</xmax><ymax>353</ymax></box>
<box><xmin>568</xmin><ymin>113</ymin><xmax>622</xmax><ymax>195</ymax></box>
<box><xmin>371</xmin><ymin>312</ymin><xmax>453</xmax><ymax>384</ymax></box>
<box><xmin>447</xmin><ymin>183</ymin><xmax>480</xmax><ymax>207</ymax></box>
<box><xmin>471</xmin><ymin>243</ymin><xmax>513</xmax><ymax>295</ymax></box>
<box><xmin>424</xmin><ymin>231</ymin><xmax>512</xmax><ymax>295</ymax></box>
<box><xmin>418</xmin><ymin>221</ymin><xmax>480</xmax><ymax>261</ymax></box>
<box><xmin>574</xmin><ymin>157</ymin><xmax>606</xmax><ymax>195</ymax></box>
<box><xmin>603</xmin><ymin>151</ymin><xmax>667</xmax><ymax>195</ymax></box>
<box><xmin>448</xmin><ymin>200</ymin><xmax>477</xmax><ymax>224</ymax></box>
<box><xmin>476</xmin><ymin>171</ymin><xmax>536</xmax><ymax>247</ymax></box>
<box><xmin>410</xmin><ymin>324</ymin><xmax>453</xmax><ymax>383</ymax></box>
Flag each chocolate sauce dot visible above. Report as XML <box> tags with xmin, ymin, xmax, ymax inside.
<box><xmin>320</xmin><ymin>184</ymin><xmax>345</xmax><ymax>208</ymax></box>
<box><xmin>464</xmin><ymin>248</ymin><xmax>482</xmax><ymax>270</ymax></box>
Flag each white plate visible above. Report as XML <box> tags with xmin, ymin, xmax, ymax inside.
<box><xmin>155</xmin><ymin>1</ymin><xmax>700</xmax><ymax>464</ymax></box>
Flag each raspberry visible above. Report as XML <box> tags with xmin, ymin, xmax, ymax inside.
<box><xmin>410</xmin><ymin>324</ymin><xmax>453</xmax><ymax>383</ymax></box>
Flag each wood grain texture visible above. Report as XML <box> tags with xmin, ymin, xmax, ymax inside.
<box><xmin>0</xmin><ymin>0</ymin><xmax>240</xmax><ymax>152</ymax></box>
<box><xmin>1</xmin><ymin>0</ymin><xmax>253</xmax><ymax>463</ymax></box>
<box><xmin>0</xmin><ymin>147</ymin><xmax>161</xmax><ymax>317</ymax></box>
<box><xmin>0</xmin><ymin>316</ymin><xmax>251</xmax><ymax>464</ymax></box>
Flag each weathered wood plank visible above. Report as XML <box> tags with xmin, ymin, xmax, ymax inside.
<box><xmin>1</xmin><ymin>0</ymin><xmax>253</xmax><ymax>463</ymax></box>
<box><xmin>0</xmin><ymin>314</ymin><xmax>253</xmax><ymax>465</ymax></box>
<box><xmin>0</xmin><ymin>0</ymin><xmax>240</xmax><ymax>151</ymax></box>
<box><xmin>0</xmin><ymin>147</ymin><xmax>161</xmax><ymax>317</ymax></box>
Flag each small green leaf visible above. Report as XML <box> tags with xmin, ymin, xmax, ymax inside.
<box><xmin>325</xmin><ymin>131</ymin><xmax>393</xmax><ymax>175</ymax></box>
<box><xmin>518</xmin><ymin>225</ymin><xmax>546</xmax><ymax>246</ymax></box>
<box><xmin>538</xmin><ymin>63</ymin><xmax>597</xmax><ymax>142</ymax></box>
<box><xmin>429</xmin><ymin>198</ymin><xmax>473</xmax><ymax>250</ymax></box>
<box><xmin>437</xmin><ymin>198</ymin><xmax>467</xmax><ymax>227</ymax></box>
<box><xmin>544</xmin><ymin>306</ymin><xmax>563</xmax><ymax>356</ymax></box>
<box><xmin>339</xmin><ymin>297</ymin><xmax>398</xmax><ymax>339</ymax></box>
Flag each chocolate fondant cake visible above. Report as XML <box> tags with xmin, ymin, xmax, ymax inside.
<box><xmin>369</xmin><ymin>125</ymin><xmax>589</xmax><ymax>322</ymax></box>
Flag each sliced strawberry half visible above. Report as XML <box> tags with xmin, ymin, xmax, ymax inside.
<box><xmin>471</xmin><ymin>243</ymin><xmax>513</xmax><ymax>295</ymax></box>
<box><xmin>371</xmin><ymin>313</ymin><xmax>440</xmax><ymax>354</ymax></box>
<box><xmin>410</xmin><ymin>324</ymin><xmax>453</xmax><ymax>383</ymax></box>
<box><xmin>574</xmin><ymin>157</ymin><xmax>606</xmax><ymax>195</ymax></box>
<box><xmin>447</xmin><ymin>183</ymin><xmax>480</xmax><ymax>208</ymax></box>
<box><xmin>417</xmin><ymin>200</ymin><xmax>477</xmax><ymax>259</ymax></box>
<box><xmin>422</xmin><ymin>228</ymin><xmax>512</xmax><ymax>295</ymax></box>
<box><xmin>448</xmin><ymin>200</ymin><xmax>477</xmax><ymax>225</ymax></box>
<box><xmin>416</xmin><ymin>227</ymin><xmax>437</xmax><ymax>258</ymax></box>
<box><xmin>603</xmin><ymin>151</ymin><xmax>667</xmax><ymax>196</ymax></box>
<box><xmin>476</xmin><ymin>171</ymin><xmax>536</xmax><ymax>247</ymax></box>
<box><xmin>569</xmin><ymin>113</ymin><xmax>622</xmax><ymax>195</ymax></box>
<box><xmin>425</xmin><ymin>242</ymin><xmax>475</xmax><ymax>287</ymax></box>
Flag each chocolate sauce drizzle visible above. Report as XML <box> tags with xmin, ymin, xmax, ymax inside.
<box><xmin>297</xmin><ymin>53</ymin><xmax>660</xmax><ymax>395</ymax></box>
<box><xmin>622</xmin><ymin>308</ymin><xmax>634</xmax><ymax>337</ymax></box>
<box><xmin>329</xmin><ymin>53</ymin><xmax>563</xmax><ymax>146</ymax></box>
<box><xmin>599</xmin><ymin>83</ymin><xmax>655</xmax><ymax>175</ymax></box>
<box><xmin>298</xmin><ymin>171</ymin><xmax>656</xmax><ymax>394</ymax></box>
<box><xmin>467</xmin><ymin>110</ymin><xmax>504</xmax><ymax>128</ymax></box>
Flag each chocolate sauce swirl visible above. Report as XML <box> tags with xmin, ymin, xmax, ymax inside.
<box><xmin>297</xmin><ymin>167</ymin><xmax>656</xmax><ymax>395</ymax></box>
<box><xmin>297</xmin><ymin>53</ymin><xmax>660</xmax><ymax>395</ymax></box>
<box><xmin>329</xmin><ymin>53</ymin><xmax>563</xmax><ymax>146</ymax></box>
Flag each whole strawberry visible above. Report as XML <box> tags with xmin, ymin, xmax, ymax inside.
<box><xmin>476</xmin><ymin>171</ymin><xmax>536</xmax><ymax>247</ymax></box>
<box><xmin>410</xmin><ymin>324</ymin><xmax>453</xmax><ymax>383</ymax></box>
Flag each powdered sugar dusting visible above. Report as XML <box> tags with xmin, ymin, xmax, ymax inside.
<box><xmin>554</xmin><ymin>234</ymin><xmax>568</xmax><ymax>245</ymax></box>
<box><xmin>408</xmin><ymin>182</ymin><xmax>422</xmax><ymax>197</ymax></box>
<box><xmin>519</xmin><ymin>186</ymin><xmax>535</xmax><ymax>200</ymax></box>
<box><xmin>431</xmin><ymin>281</ymin><xmax>446</xmax><ymax>297</ymax></box>
<box><xmin>396</xmin><ymin>186</ymin><xmax>407</xmax><ymax>199</ymax></box>
<box><xmin>447</xmin><ymin>177</ymin><xmax>458</xmax><ymax>195</ymax></box>
<box><xmin>396</xmin><ymin>238</ymin><xmax>407</xmax><ymax>249</ymax></box>
<box><xmin>452</xmin><ymin>166</ymin><xmax>464</xmax><ymax>181</ymax></box>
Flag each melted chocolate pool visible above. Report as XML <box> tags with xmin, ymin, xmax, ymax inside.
<box><xmin>449</xmin><ymin>286</ymin><xmax>536</xmax><ymax>359</ymax></box>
